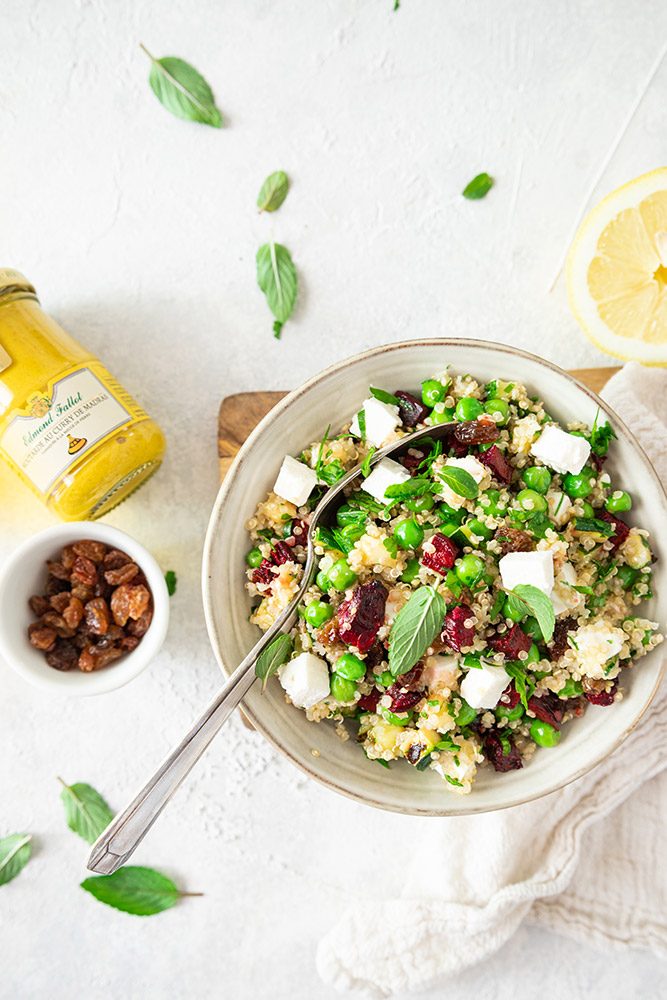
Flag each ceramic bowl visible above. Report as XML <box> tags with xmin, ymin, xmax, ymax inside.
<box><xmin>0</xmin><ymin>522</ymin><xmax>169</xmax><ymax>696</ymax></box>
<box><xmin>202</xmin><ymin>339</ymin><xmax>666</xmax><ymax>815</ymax></box>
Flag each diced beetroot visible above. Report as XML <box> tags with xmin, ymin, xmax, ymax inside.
<box><xmin>400</xmin><ymin>448</ymin><xmax>427</xmax><ymax>473</ymax></box>
<box><xmin>482</xmin><ymin>730</ymin><xmax>523</xmax><ymax>772</ymax></box>
<box><xmin>479</xmin><ymin>444</ymin><xmax>513</xmax><ymax>484</ymax></box>
<box><xmin>252</xmin><ymin>560</ymin><xmax>275</xmax><ymax>585</ymax></box>
<box><xmin>398</xmin><ymin>663</ymin><xmax>424</xmax><ymax>688</ymax></box>
<box><xmin>598</xmin><ymin>511</ymin><xmax>630</xmax><ymax>550</ymax></box>
<box><xmin>448</xmin><ymin>433</ymin><xmax>469</xmax><ymax>457</ymax></box>
<box><xmin>527</xmin><ymin>691</ymin><xmax>564</xmax><ymax>730</ymax></box>
<box><xmin>585</xmin><ymin>681</ymin><xmax>618</xmax><ymax>706</ymax></box>
<box><xmin>337</xmin><ymin>581</ymin><xmax>388</xmax><ymax>652</ymax></box>
<box><xmin>441</xmin><ymin>604</ymin><xmax>476</xmax><ymax>652</ymax></box>
<box><xmin>499</xmin><ymin>682</ymin><xmax>521</xmax><ymax>711</ymax></box>
<box><xmin>421</xmin><ymin>533</ymin><xmax>459</xmax><ymax>575</ymax></box>
<box><xmin>453</xmin><ymin>418</ymin><xmax>499</xmax><ymax>446</ymax></box>
<box><xmin>549</xmin><ymin>616</ymin><xmax>577</xmax><ymax>660</ymax></box>
<box><xmin>487</xmin><ymin>624</ymin><xmax>532</xmax><ymax>658</ymax></box>
<box><xmin>589</xmin><ymin>452</ymin><xmax>607</xmax><ymax>473</ymax></box>
<box><xmin>394</xmin><ymin>390</ymin><xmax>430</xmax><ymax>427</ymax></box>
<box><xmin>357</xmin><ymin>688</ymin><xmax>381</xmax><ymax>712</ymax></box>
<box><xmin>388</xmin><ymin>687</ymin><xmax>424</xmax><ymax>712</ymax></box>
<box><xmin>288</xmin><ymin>519</ymin><xmax>309</xmax><ymax>544</ymax></box>
<box><xmin>271</xmin><ymin>540</ymin><xmax>294</xmax><ymax>565</ymax></box>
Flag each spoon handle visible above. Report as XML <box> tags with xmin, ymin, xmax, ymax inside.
<box><xmin>86</xmin><ymin>658</ymin><xmax>257</xmax><ymax>875</ymax></box>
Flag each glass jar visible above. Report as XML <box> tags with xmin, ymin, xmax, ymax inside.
<box><xmin>0</xmin><ymin>268</ymin><xmax>166</xmax><ymax>520</ymax></box>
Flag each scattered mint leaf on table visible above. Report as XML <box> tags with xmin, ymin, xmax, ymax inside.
<box><xmin>140</xmin><ymin>44</ymin><xmax>222</xmax><ymax>128</ymax></box>
<box><xmin>257</xmin><ymin>171</ymin><xmax>289</xmax><ymax>213</ymax></box>
<box><xmin>388</xmin><ymin>585</ymin><xmax>446</xmax><ymax>678</ymax></box>
<box><xmin>81</xmin><ymin>866</ymin><xmax>201</xmax><ymax>916</ymax></box>
<box><xmin>59</xmin><ymin>779</ymin><xmax>114</xmax><ymax>844</ymax></box>
<box><xmin>0</xmin><ymin>834</ymin><xmax>32</xmax><ymax>887</ymax></box>
<box><xmin>164</xmin><ymin>570</ymin><xmax>177</xmax><ymax>596</ymax></box>
<box><xmin>255</xmin><ymin>634</ymin><xmax>293</xmax><ymax>692</ymax></box>
<box><xmin>257</xmin><ymin>241</ymin><xmax>297</xmax><ymax>337</ymax></box>
<box><xmin>462</xmin><ymin>172</ymin><xmax>494</xmax><ymax>200</ymax></box>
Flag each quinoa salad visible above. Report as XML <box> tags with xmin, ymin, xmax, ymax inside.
<box><xmin>244</xmin><ymin>370</ymin><xmax>663</xmax><ymax>794</ymax></box>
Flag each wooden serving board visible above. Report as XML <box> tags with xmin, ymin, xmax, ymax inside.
<box><xmin>219</xmin><ymin>366</ymin><xmax>621</xmax><ymax>729</ymax></box>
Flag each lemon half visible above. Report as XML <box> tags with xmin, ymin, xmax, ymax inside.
<box><xmin>567</xmin><ymin>167</ymin><xmax>667</xmax><ymax>365</ymax></box>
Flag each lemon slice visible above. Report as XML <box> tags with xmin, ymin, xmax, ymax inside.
<box><xmin>567</xmin><ymin>167</ymin><xmax>667</xmax><ymax>365</ymax></box>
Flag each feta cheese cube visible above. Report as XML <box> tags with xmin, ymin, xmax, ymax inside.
<box><xmin>569</xmin><ymin>621</ymin><xmax>627</xmax><ymax>680</ymax></box>
<box><xmin>551</xmin><ymin>562</ymin><xmax>585</xmax><ymax>617</ymax></box>
<box><xmin>422</xmin><ymin>654</ymin><xmax>460</xmax><ymax>692</ymax></box>
<box><xmin>278</xmin><ymin>652</ymin><xmax>331</xmax><ymax>709</ymax></box>
<box><xmin>547</xmin><ymin>490</ymin><xmax>573</xmax><ymax>527</ymax></box>
<box><xmin>499</xmin><ymin>550</ymin><xmax>554</xmax><ymax>595</ymax></box>
<box><xmin>460</xmin><ymin>658</ymin><xmax>511</xmax><ymax>710</ymax></box>
<box><xmin>445</xmin><ymin>455</ymin><xmax>487</xmax><ymax>484</ymax></box>
<box><xmin>350</xmin><ymin>396</ymin><xmax>402</xmax><ymax>448</ymax></box>
<box><xmin>273</xmin><ymin>455</ymin><xmax>318</xmax><ymax>507</ymax></box>
<box><xmin>530</xmin><ymin>424</ymin><xmax>591</xmax><ymax>475</ymax></box>
<box><xmin>362</xmin><ymin>458</ymin><xmax>411</xmax><ymax>502</ymax></box>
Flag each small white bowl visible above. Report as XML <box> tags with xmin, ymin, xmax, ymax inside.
<box><xmin>203</xmin><ymin>339</ymin><xmax>667</xmax><ymax>816</ymax></box>
<box><xmin>0</xmin><ymin>522</ymin><xmax>169</xmax><ymax>696</ymax></box>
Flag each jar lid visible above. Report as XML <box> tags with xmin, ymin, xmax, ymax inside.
<box><xmin>0</xmin><ymin>268</ymin><xmax>36</xmax><ymax>297</ymax></box>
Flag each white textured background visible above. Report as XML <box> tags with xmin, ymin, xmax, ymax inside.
<box><xmin>1</xmin><ymin>1</ymin><xmax>667</xmax><ymax>997</ymax></box>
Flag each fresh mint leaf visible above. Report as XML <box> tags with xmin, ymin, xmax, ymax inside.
<box><xmin>590</xmin><ymin>409</ymin><xmax>616</xmax><ymax>456</ymax></box>
<box><xmin>320</xmin><ymin>460</ymin><xmax>345</xmax><ymax>486</ymax></box>
<box><xmin>257</xmin><ymin>170</ymin><xmax>289</xmax><ymax>213</ymax></box>
<box><xmin>80</xmin><ymin>866</ymin><xmax>199</xmax><ymax>916</ymax></box>
<box><xmin>525</xmin><ymin>512</ymin><xmax>552</xmax><ymax>539</ymax></box>
<box><xmin>257</xmin><ymin>241</ymin><xmax>297</xmax><ymax>335</ymax></box>
<box><xmin>164</xmin><ymin>571</ymin><xmax>177</xmax><ymax>596</ymax></box>
<box><xmin>361</xmin><ymin>447</ymin><xmax>376</xmax><ymax>478</ymax></box>
<box><xmin>384</xmin><ymin>477</ymin><xmax>435</xmax><ymax>500</ymax></box>
<box><xmin>439</xmin><ymin>465</ymin><xmax>479</xmax><ymax>500</ymax></box>
<box><xmin>0</xmin><ymin>834</ymin><xmax>32</xmax><ymax>887</ymax></box>
<box><xmin>462</xmin><ymin>172</ymin><xmax>493</xmax><ymax>200</ymax></box>
<box><xmin>369</xmin><ymin>386</ymin><xmax>400</xmax><ymax>407</ymax></box>
<box><xmin>504</xmin><ymin>662</ymin><xmax>534</xmax><ymax>711</ymax></box>
<box><xmin>59</xmin><ymin>779</ymin><xmax>114</xmax><ymax>845</ymax></box>
<box><xmin>347</xmin><ymin>491</ymin><xmax>384</xmax><ymax>514</ymax></box>
<box><xmin>383</xmin><ymin>537</ymin><xmax>399</xmax><ymax>559</ymax></box>
<box><xmin>357</xmin><ymin>409</ymin><xmax>367</xmax><ymax>445</ymax></box>
<box><xmin>574</xmin><ymin>517</ymin><xmax>613</xmax><ymax>537</ymax></box>
<box><xmin>140</xmin><ymin>45</ymin><xmax>222</xmax><ymax>127</ymax></box>
<box><xmin>512</xmin><ymin>584</ymin><xmax>555</xmax><ymax>642</ymax></box>
<box><xmin>388</xmin><ymin>586</ymin><xmax>447</xmax><ymax>678</ymax></box>
<box><xmin>255</xmin><ymin>634</ymin><xmax>292</xmax><ymax>692</ymax></box>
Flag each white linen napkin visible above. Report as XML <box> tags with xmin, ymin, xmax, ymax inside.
<box><xmin>317</xmin><ymin>363</ymin><xmax>667</xmax><ymax>997</ymax></box>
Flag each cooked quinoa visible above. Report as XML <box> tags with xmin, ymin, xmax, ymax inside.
<box><xmin>243</xmin><ymin>370</ymin><xmax>663</xmax><ymax>794</ymax></box>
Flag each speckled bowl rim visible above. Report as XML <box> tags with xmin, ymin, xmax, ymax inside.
<box><xmin>202</xmin><ymin>338</ymin><xmax>667</xmax><ymax>816</ymax></box>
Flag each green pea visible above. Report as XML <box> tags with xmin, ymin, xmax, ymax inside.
<box><xmin>379</xmin><ymin>670</ymin><xmax>394</xmax><ymax>688</ymax></box>
<box><xmin>336</xmin><ymin>504</ymin><xmax>366</xmax><ymax>527</ymax></box>
<box><xmin>467</xmin><ymin>517</ymin><xmax>494</xmax><ymax>541</ymax></box>
<box><xmin>455</xmin><ymin>553</ymin><xmax>485</xmax><ymax>587</ymax></box>
<box><xmin>331</xmin><ymin>674</ymin><xmax>357</xmax><ymax>702</ymax></box>
<box><xmin>455</xmin><ymin>397</ymin><xmax>484</xmax><ymax>421</ymax></box>
<box><xmin>430</xmin><ymin>406</ymin><xmax>455</xmax><ymax>424</ymax></box>
<box><xmin>335</xmin><ymin>652</ymin><xmax>366</xmax><ymax>680</ymax></box>
<box><xmin>454</xmin><ymin>697</ymin><xmax>477</xmax><ymax>726</ymax></box>
<box><xmin>606</xmin><ymin>490</ymin><xmax>632</xmax><ymax>514</ymax></box>
<box><xmin>405</xmin><ymin>494</ymin><xmax>435</xmax><ymax>513</ymax></box>
<box><xmin>484</xmin><ymin>397</ymin><xmax>510</xmax><ymax>424</ymax></box>
<box><xmin>581</xmin><ymin>501</ymin><xmax>595</xmax><ymax>518</ymax></box>
<box><xmin>438</xmin><ymin>501</ymin><xmax>466</xmax><ymax>525</ymax></box>
<box><xmin>616</xmin><ymin>564</ymin><xmax>639</xmax><ymax>589</ymax></box>
<box><xmin>316</xmin><ymin>570</ymin><xmax>330</xmax><ymax>591</ymax></box>
<box><xmin>516</xmin><ymin>489</ymin><xmax>548</xmax><ymax>514</ymax></box>
<box><xmin>563</xmin><ymin>466</ymin><xmax>596</xmax><ymax>499</ymax></box>
<box><xmin>328</xmin><ymin>558</ymin><xmax>358</xmax><ymax>591</ymax></box>
<box><xmin>524</xmin><ymin>642</ymin><xmax>541</xmax><ymax>665</ymax></box>
<box><xmin>530</xmin><ymin>719</ymin><xmax>561</xmax><ymax>747</ymax></box>
<box><xmin>479</xmin><ymin>488</ymin><xmax>507</xmax><ymax>517</ymax></box>
<box><xmin>495</xmin><ymin>701</ymin><xmax>524</xmax><ymax>722</ymax></box>
<box><xmin>422</xmin><ymin>378</ymin><xmax>449</xmax><ymax>407</ymax></box>
<box><xmin>304</xmin><ymin>601</ymin><xmax>334</xmax><ymax>628</ymax></box>
<box><xmin>503</xmin><ymin>595</ymin><xmax>525</xmax><ymax>623</ymax></box>
<box><xmin>523</xmin><ymin>616</ymin><xmax>544</xmax><ymax>642</ymax></box>
<box><xmin>522</xmin><ymin>466</ymin><xmax>552</xmax><ymax>494</ymax></box>
<box><xmin>246</xmin><ymin>547</ymin><xmax>263</xmax><ymax>568</ymax></box>
<box><xmin>558</xmin><ymin>679</ymin><xmax>583</xmax><ymax>699</ymax></box>
<box><xmin>394</xmin><ymin>518</ymin><xmax>425</xmax><ymax>549</ymax></box>
<box><xmin>401</xmin><ymin>558</ymin><xmax>421</xmax><ymax>584</ymax></box>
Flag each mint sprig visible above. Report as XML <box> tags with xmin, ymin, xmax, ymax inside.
<box><xmin>388</xmin><ymin>585</ymin><xmax>446</xmax><ymax>678</ymax></box>
<box><xmin>510</xmin><ymin>584</ymin><xmax>555</xmax><ymax>641</ymax></box>
<box><xmin>439</xmin><ymin>465</ymin><xmax>479</xmax><ymax>500</ymax></box>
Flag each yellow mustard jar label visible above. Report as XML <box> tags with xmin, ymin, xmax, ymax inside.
<box><xmin>0</xmin><ymin>364</ymin><xmax>139</xmax><ymax>497</ymax></box>
<box><xmin>0</xmin><ymin>342</ymin><xmax>11</xmax><ymax>374</ymax></box>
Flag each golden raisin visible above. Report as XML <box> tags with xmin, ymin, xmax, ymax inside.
<box><xmin>104</xmin><ymin>563</ymin><xmax>139</xmax><ymax>586</ymax></box>
<box><xmin>28</xmin><ymin>623</ymin><xmax>57</xmax><ymax>650</ymax></box>
<box><xmin>63</xmin><ymin>596</ymin><xmax>84</xmax><ymax>630</ymax></box>
<box><xmin>71</xmin><ymin>555</ymin><xmax>98</xmax><ymax>587</ymax></box>
<box><xmin>73</xmin><ymin>539</ymin><xmax>108</xmax><ymax>563</ymax></box>
<box><xmin>84</xmin><ymin>598</ymin><xmax>110</xmax><ymax>636</ymax></box>
<box><xmin>111</xmin><ymin>584</ymin><xmax>150</xmax><ymax>626</ymax></box>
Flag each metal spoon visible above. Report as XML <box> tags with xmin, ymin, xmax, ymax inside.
<box><xmin>87</xmin><ymin>421</ymin><xmax>456</xmax><ymax>874</ymax></box>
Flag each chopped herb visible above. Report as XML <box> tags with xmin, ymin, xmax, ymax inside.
<box><xmin>590</xmin><ymin>409</ymin><xmax>617</xmax><ymax>456</ymax></box>
<box><xmin>525</xmin><ymin>512</ymin><xmax>552</xmax><ymax>539</ymax></box>
<box><xmin>319</xmin><ymin>460</ymin><xmax>346</xmax><ymax>486</ymax></box>
<box><xmin>489</xmin><ymin>590</ymin><xmax>506</xmax><ymax>622</ymax></box>
<box><xmin>572</xmin><ymin>585</ymin><xmax>594</xmax><ymax>595</ymax></box>
<box><xmin>500</xmin><ymin>735</ymin><xmax>512</xmax><ymax>757</ymax></box>
<box><xmin>416</xmin><ymin>438</ymin><xmax>443</xmax><ymax>473</ymax></box>
<box><xmin>369</xmin><ymin>386</ymin><xmax>400</xmax><ymax>406</ymax></box>
<box><xmin>462</xmin><ymin>172</ymin><xmax>494</xmax><ymax>200</ymax></box>
<box><xmin>427</xmin><ymin>699</ymin><xmax>439</xmax><ymax>707</ymax></box>
<box><xmin>504</xmin><ymin>662</ymin><xmax>535</xmax><ymax>711</ymax></box>
<box><xmin>436</xmin><ymin>734</ymin><xmax>461</xmax><ymax>754</ymax></box>
<box><xmin>445</xmin><ymin>775</ymin><xmax>464</xmax><ymax>787</ymax></box>
<box><xmin>383</xmin><ymin>536</ymin><xmax>399</xmax><ymax>559</ymax></box>
<box><xmin>347</xmin><ymin>491</ymin><xmax>385</xmax><ymax>514</ymax></box>
<box><xmin>594</xmin><ymin>558</ymin><xmax>618</xmax><ymax>583</ymax></box>
<box><xmin>357</xmin><ymin>409</ymin><xmax>366</xmax><ymax>445</ymax></box>
<box><xmin>314</xmin><ymin>425</ymin><xmax>331</xmax><ymax>482</ymax></box>
<box><xmin>574</xmin><ymin>517</ymin><xmax>613</xmax><ymax>536</ymax></box>
<box><xmin>361</xmin><ymin>447</ymin><xmax>376</xmax><ymax>478</ymax></box>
